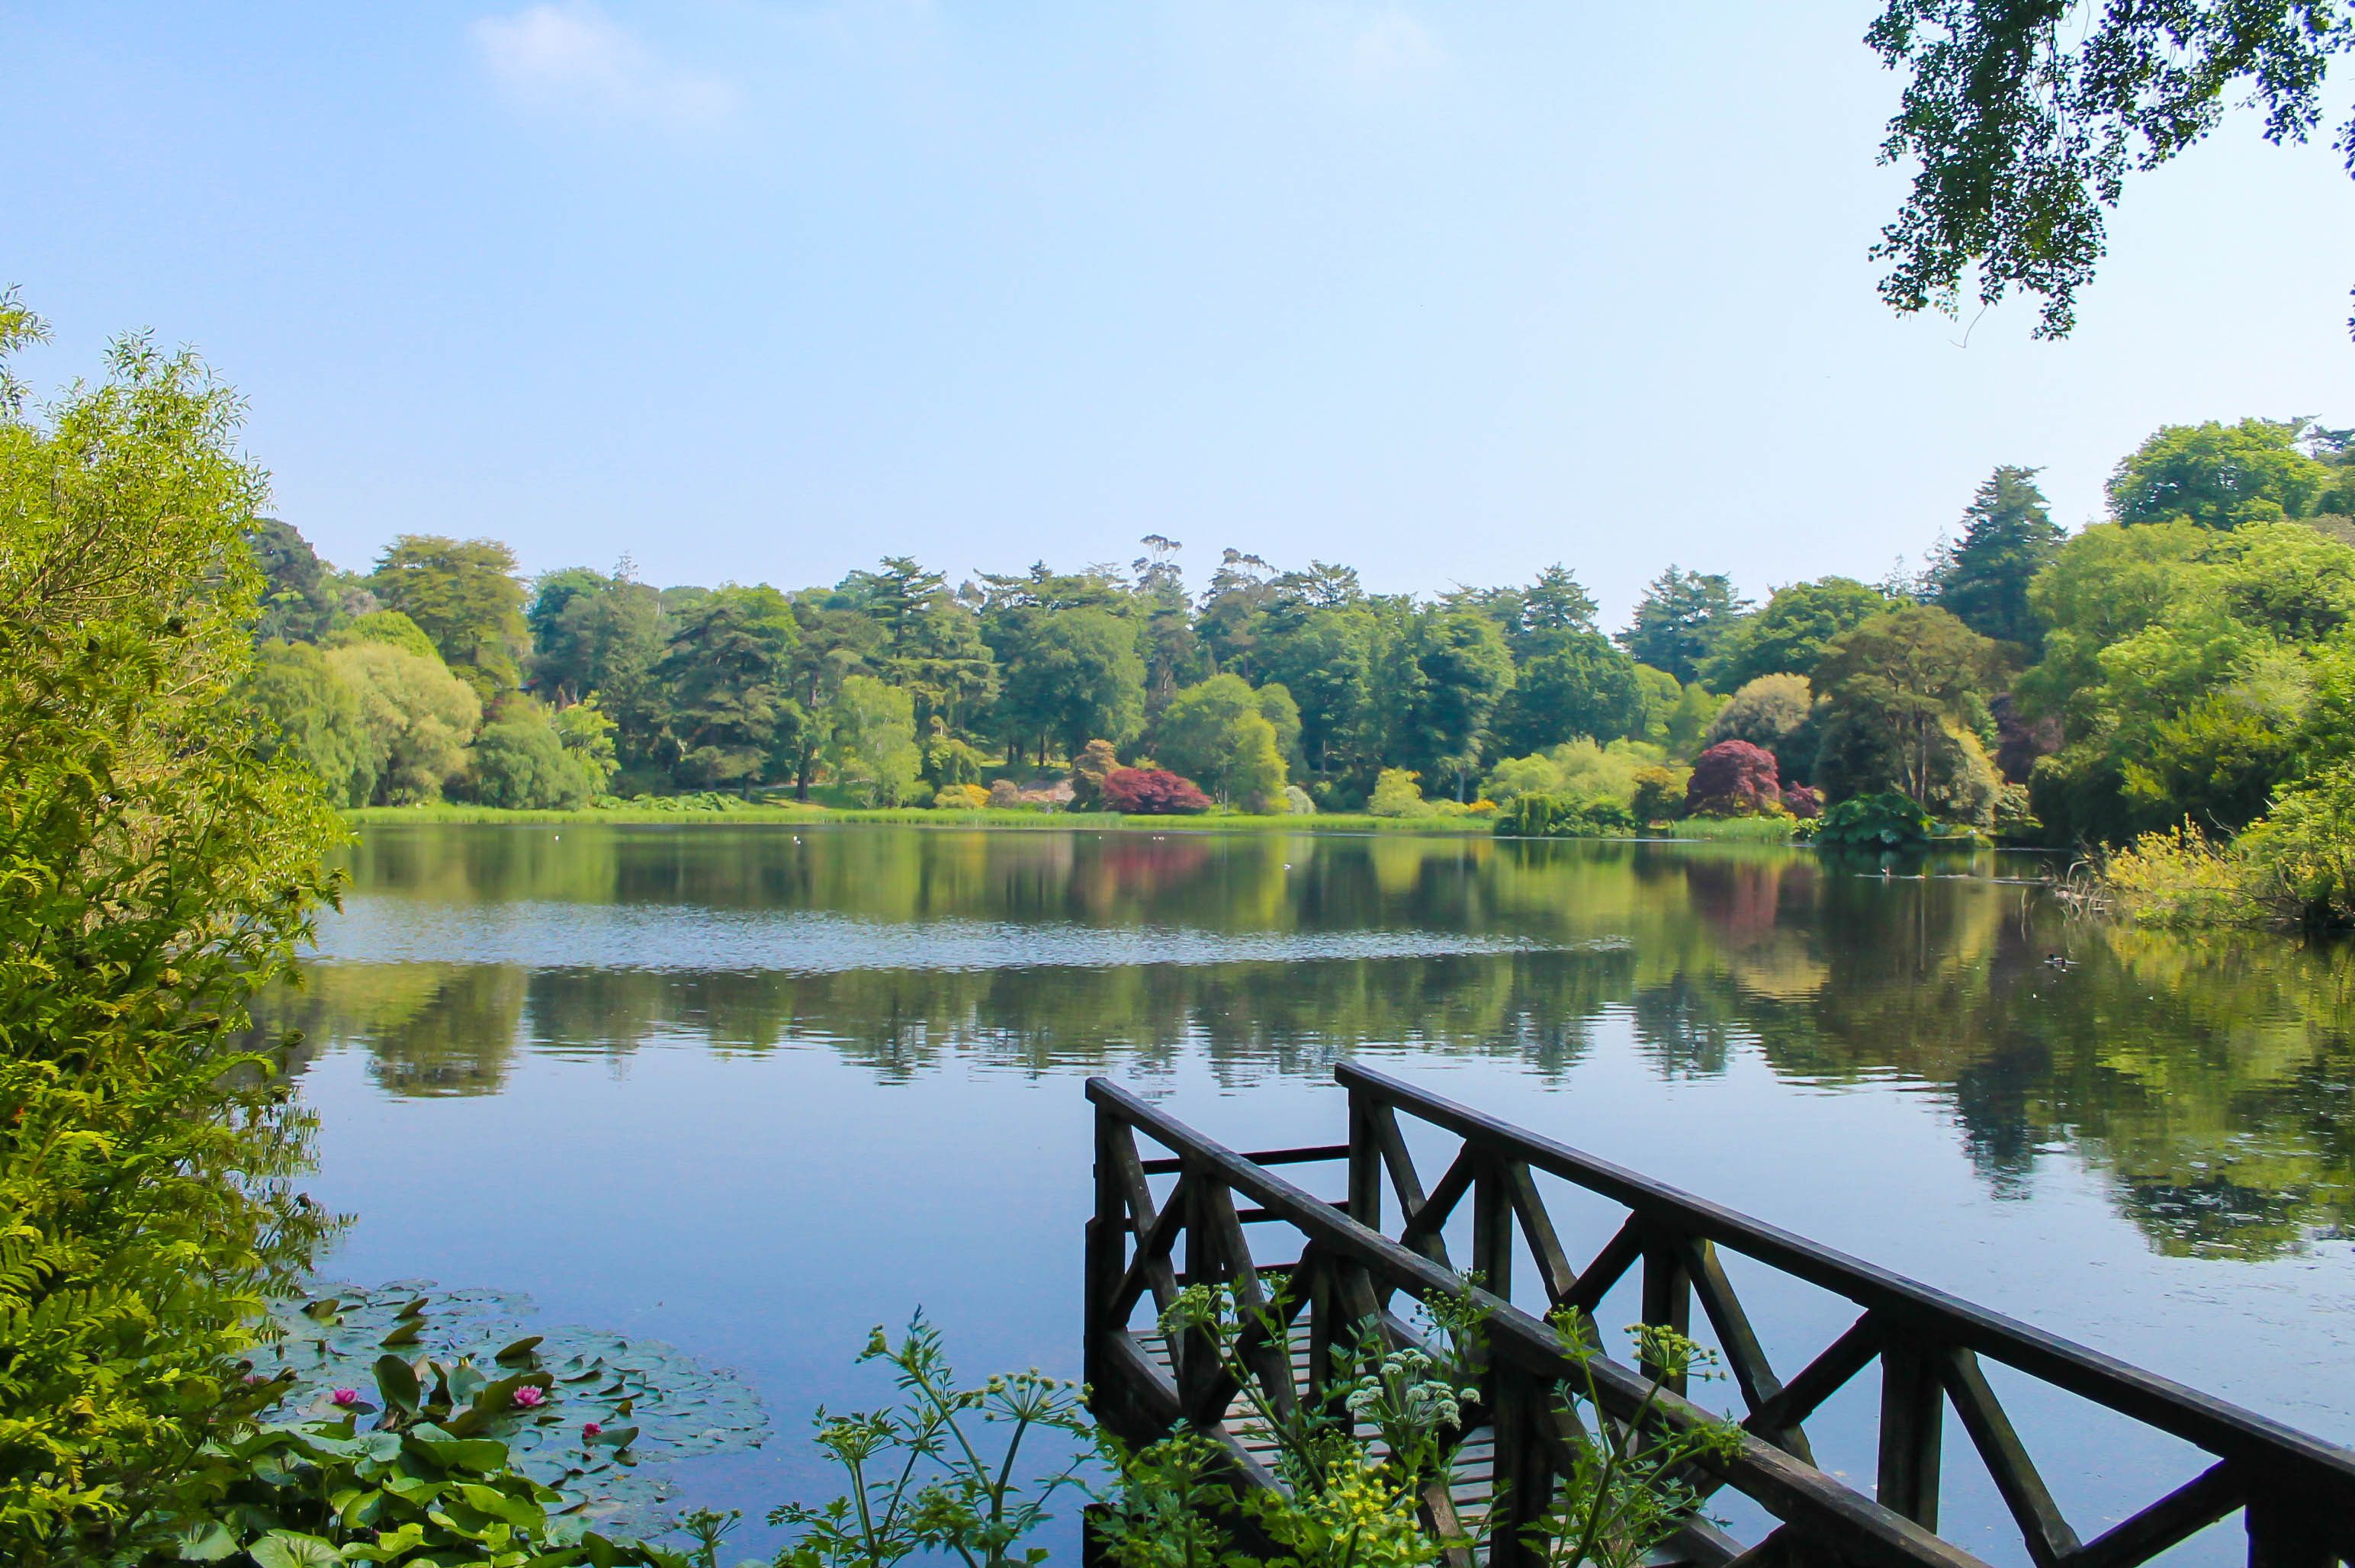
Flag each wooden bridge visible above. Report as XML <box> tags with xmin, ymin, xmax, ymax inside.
<box><xmin>1083</xmin><ymin>1063</ymin><xmax>2355</xmax><ymax>1567</ymax></box>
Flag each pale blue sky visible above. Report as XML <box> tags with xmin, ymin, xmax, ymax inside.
<box><xmin>8</xmin><ymin>2</ymin><xmax>2350</xmax><ymax>621</ymax></box>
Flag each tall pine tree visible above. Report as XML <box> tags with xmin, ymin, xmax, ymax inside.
<box><xmin>1934</xmin><ymin>466</ymin><xmax>2065</xmax><ymax>651</ymax></box>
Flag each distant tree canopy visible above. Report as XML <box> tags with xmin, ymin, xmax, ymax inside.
<box><xmin>1616</xmin><ymin>567</ymin><xmax>1750</xmax><ymax>684</ymax></box>
<box><xmin>2108</xmin><ymin>419</ymin><xmax>2348</xmax><ymax>529</ymax></box>
<box><xmin>1703</xmin><ymin>577</ymin><xmax>1892</xmax><ymax>689</ymax></box>
<box><xmin>1867</xmin><ymin>0</ymin><xmax>2355</xmax><ymax>337</ymax></box>
<box><xmin>235</xmin><ymin>410</ymin><xmax>2355</xmax><ymax>837</ymax></box>
<box><xmin>370</xmin><ymin>535</ymin><xmax>529</xmax><ymax>699</ymax></box>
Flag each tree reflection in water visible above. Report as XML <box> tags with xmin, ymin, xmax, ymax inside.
<box><xmin>260</xmin><ymin>824</ymin><xmax>2355</xmax><ymax>1261</ymax></box>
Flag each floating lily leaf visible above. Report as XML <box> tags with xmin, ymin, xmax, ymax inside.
<box><xmin>262</xmin><ymin>1281</ymin><xmax>767</xmax><ymax>1534</ymax></box>
<box><xmin>300</xmin><ymin>1298</ymin><xmax>341</xmax><ymax>1322</ymax></box>
<box><xmin>404</xmin><ymin>1431</ymin><xmax>509</xmax><ymax>1472</ymax></box>
<box><xmin>372</xmin><ymin>1355</ymin><xmax>420</xmax><ymax>1415</ymax></box>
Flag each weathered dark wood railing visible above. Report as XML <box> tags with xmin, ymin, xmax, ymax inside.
<box><xmin>1083</xmin><ymin>1064</ymin><xmax>2355</xmax><ymax>1568</ymax></box>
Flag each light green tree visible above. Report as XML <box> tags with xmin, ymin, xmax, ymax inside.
<box><xmin>825</xmin><ymin>674</ymin><xmax>922</xmax><ymax>806</ymax></box>
<box><xmin>1367</xmin><ymin>767</ymin><xmax>1431</xmax><ymax>818</ymax></box>
<box><xmin>994</xmin><ymin>605</ymin><xmax>1146</xmax><ymax>763</ymax></box>
<box><xmin>2109</xmin><ymin>419</ymin><xmax>2337</xmax><ymax>531</ymax></box>
<box><xmin>1152</xmin><ymin>674</ymin><xmax>1300</xmax><ymax>804</ymax></box>
<box><xmin>467</xmin><ymin>699</ymin><xmax>598</xmax><ymax>809</ymax></box>
<box><xmin>1702</xmin><ymin>577</ymin><xmax>1890</xmax><ymax>689</ymax></box>
<box><xmin>325</xmin><ymin>639</ymin><xmax>482</xmax><ymax>804</ymax></box>
<box><xmin>551</xmin><ymin>695</ymin><xmax>620</xmax><ymax>794</ymax></box>
<box><xmin>1812</xmin><ymin>606</ymin><xmax>2003</xmax><ymax>821</ymax></box>
<box><xmin>328</xmin><ymin>607</ymin><xmax>440</xmax><ymax>660</ymax></box>
<box><xmin>1227</xmin><ymin>710</ymin><xmax>1290</xmax><ymax>814</ymax></box>
<box><xmin>249</xmin><ymin>638</ymin><xmax>378</xmax><ymax>806</ymax></box>
<box><xmin>0</xmin><ymin>297</ymin><xmax>344</xmax><ymax>1561</ymax></box>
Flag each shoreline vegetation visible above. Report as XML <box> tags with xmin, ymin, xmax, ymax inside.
<box><xmin>243</xmin><ymin>417</ymin><xmax>2355</xmax><ymax>930</ymax></box>
<box><xmin>340</xmin><ymin>801</ymin><xmax>1820</xmax><ymax>843</ymax></box>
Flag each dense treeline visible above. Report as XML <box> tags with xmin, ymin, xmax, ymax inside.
<box><xmin>249</xmin><ymin>416</ymin><xmax>2355</xmax><ymax>850</ymax></box>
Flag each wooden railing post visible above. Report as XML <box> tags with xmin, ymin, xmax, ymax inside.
<box><xmin>1473</xmin><ymin>1152</ymin><xmax>1513</xmax><ymax>1298</ymax></box>
<box><xmin>1640</xmin><ymin>1225</ymin><xmax>1692</xmax><ymax>1397</ymax></box>
<box><xmin>2245</xmin><ymin>1477</ymin><xmax>2334</xmax><ymax>1568</ymax></box>
<box><xmin>1176</xmin><ymin>1155</ymin><xmax>1216</xmax><ymax>1415</ymax></box>
<box><xmin>1487</xmin><ymin>1359</ymin><xmax>1553</xmax><ymax>1568</ymax></box>
<box><xmin>1876</xmin><ymin>1332</ymin><xmax>1944</xmax><ymax>1531</ymax></box>
<box><xmin>1348</xmin><ymin>1083</ymin><xmax>1383</xmax><ymax>1230</ymax></box>
<box><xmin>1084</xmin><ymin>1104</ymin><xmax>1123</xmax><ymax>1406</ymax></box>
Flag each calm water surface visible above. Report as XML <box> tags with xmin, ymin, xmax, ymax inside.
<box><xmin>275</xmin><ymin>824</ymin><xmax>2355</xmax><ymax>1563</ymax></box>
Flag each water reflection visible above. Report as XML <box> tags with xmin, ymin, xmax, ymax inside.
<box><xmin>271</xmin><ymin>824</ymin><xmax>2354</xmax><ymax>1261</ymax></box>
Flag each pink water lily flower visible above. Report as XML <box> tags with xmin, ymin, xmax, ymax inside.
<box><xmin>512</xmin><ymin>1385</ymin><xmax>548</xmax><ymax>1409</ymax></box>
<box><xmin>581</xmin><ymin>1422</ymin><xmax>602</xmax><ymax>1438</ymax></box>
<box><xmin>329</xmin><ymin>1389</ymin><xmax>361</xmax><ymax>1407</ymax></box>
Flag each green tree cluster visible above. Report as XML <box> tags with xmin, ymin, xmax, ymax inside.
<box><xmin>231</xmin><ymin>415</ymin><xmax>2355</xmax><ymax>829</ymax></box>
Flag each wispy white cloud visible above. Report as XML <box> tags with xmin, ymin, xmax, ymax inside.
<box><xmin>471</xmin><ymin>3</ymin><xmax>737</xmax><ymax>129</ymax></box>
<box><xmin>1344</xmin><ymin>8</ymin><xmax>1443</xmax><ymax>87</ymax></box>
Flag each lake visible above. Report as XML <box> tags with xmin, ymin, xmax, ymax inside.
<box><xmin>273</xmin><ymin>821</ymin><xmax>2355</xmax><ymax>1563</ymax></box>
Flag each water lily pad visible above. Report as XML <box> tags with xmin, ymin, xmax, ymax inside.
<box><xmin>260</xmin><ymin>1281</ymin><xmax>767</xmax><ymax>1533</ymax></box>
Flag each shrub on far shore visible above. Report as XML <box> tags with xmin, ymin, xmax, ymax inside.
<box><xmin>1367</xmin><ymin>768</ymin><xmax>1431</xmax><ymax>818</ymax></box>
<box><xmin>1685</xmin><ymin>739</ymin><xmax>1782</xmax><ymax>818</ymax></box>
<box><xmin>1102</xmin><ymin>766</ymin><xmax>1212</xmax><ymax>815</ymax></box>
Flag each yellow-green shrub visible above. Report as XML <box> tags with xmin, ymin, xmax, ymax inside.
<box><xmin>0</xmin><ymin>304</ymin><xmax>344</xmax><ymax>1561</ymax></box>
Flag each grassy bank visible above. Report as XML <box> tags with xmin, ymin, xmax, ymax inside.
<box><xmin>342</xmin><ymin>803</ymin><xmax>1497</xmax><ymax>834</ymax></box>
<box><xmin>1634</xmin><ymin>815</ymin><xmax>1802</xmax><ymax>843</ymax></box>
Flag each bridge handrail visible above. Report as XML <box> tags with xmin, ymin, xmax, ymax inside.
<box><xmin>1086</xmin><ymin>1075</ymin><xmax>1984</xmax><ymax>1568</ymax></box>
<box><xmin>1335</xmin><ymin>1059</ymin><xmax>2355</xmax><ymax>1492</ymax></box>
<box><xmin>1337</xmin><ymin>1049</ymin><xmax>2355</xmax><ymax>1488</ymax></box>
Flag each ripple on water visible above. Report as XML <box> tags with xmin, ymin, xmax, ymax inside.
<box><xmin>307</xmin><ymin>900</ymin><xmax>1616</xmax><ymax>974</ymax></box>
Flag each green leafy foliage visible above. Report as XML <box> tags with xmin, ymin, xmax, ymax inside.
<box><xmin>823</xmin><ymin>676</ymin><xmax>922</xmax><ymax>808</ymax></box>
<box><xmin>2110</xmin><ymin>419</ymin><xmax>2341</xmax><ymax>529</ymax></box>
<box><xmin>370</xmin><ymin>536</ymin><xmax>532</xmax><ymax>700</ymax></box>
<box><xmin>1813</xmin><ymin>790</ymin><xmax>1934</xmax><ymax>851</ymax></box>
<box><xmin>222</xmin><ymin>413</ymin><xmax>2355</xmax><ymax>845</ymax></box>
<box><xmin>1811</xmin><ymin>606</ymin><xmax>2003</xmax><ymax>824</ymax></box>
<box><xmin>1366</xmin><ymin>768</ymin><xmax>1431</xmax><ymax>819</ymax></box>
<box><xmin>1524</xmin><ymin>1316</ymin><xmax>1742</xmax><ymax>1568</ymax></box>
<box><xmin>1867</xmin><ymin>1</ymin><xmax>2355</xmax><ymax>338</ymax></box>
<box><xmin>1615</xmin><ymin>568</ymin><xmax>1749</xmax><ymax>686</ymax></box>
<box><xmin>155</xmin><ymin>1414</ymin><xmax>675</xmax><ymax>1568</ymax></box>
<box><xmin>657</xmin><ymin>586</ymin><xmax>805</xmax><ymax>792</ymax></box>
<box><xmin>1701</xmin><ymin>577</ymin><xmax>1889</xmax><ymax>690</ymax></box>
<box><xmin>323</xmin><ymin>641</ymin><xmax>482</xmax><ymax>805</ymax></box>
<box><xmin>468</xmin><ymin>700</ymin><xmax>604</xmax><ymax>810</ymax></box>
<box><xmin>2022</xmin><ymin>520</ymin><xmax>2355</xmax><ymax>843</ymax></box>
<box><xmin>0</xmin><ymin>305</ymin><xmax>345</xmax><ymax>1563</ymax></box>
<box><xmin>1494</xmin><ymin>792</ymin><xmax>1637</xmax><ymax>839</ymax></box>
<box><xmin>1150</xmin><ymin>675</ymin><xmax>1299</xmax><ymax>808</ymax></box>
